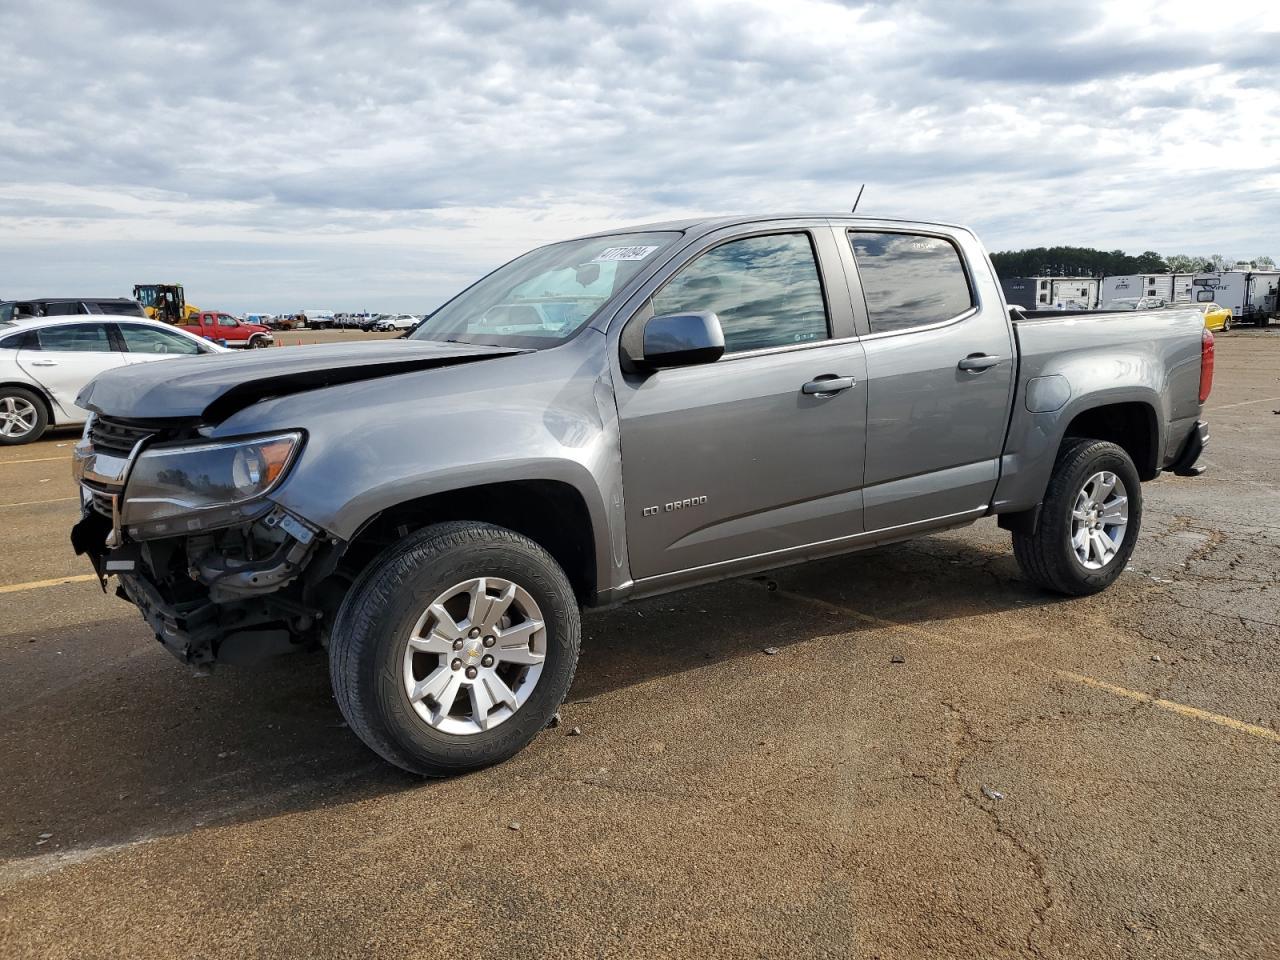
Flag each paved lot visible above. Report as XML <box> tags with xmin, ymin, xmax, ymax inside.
<box><xmin>1</xmin><ymin>332</ymin><xmax>1277</xmax><ymax>959</ymax></box>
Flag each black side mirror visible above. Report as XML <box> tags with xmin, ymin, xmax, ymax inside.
<box><xmin>638</xmin><ymin>311</ymin><xmax>725</xmax><ymax>368</ymax></box>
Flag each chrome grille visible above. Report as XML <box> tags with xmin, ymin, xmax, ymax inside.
<box><xmin>89</xmin><ymin>417</ymin><xmax>159</xmax><ymax>457</ymax></box>
<box><xmin>90</xmin><ymin>490</ymin><xmax>115</xmax><ymax>518</ymax></box>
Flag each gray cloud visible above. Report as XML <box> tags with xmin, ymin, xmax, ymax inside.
<box><xmin>0</xmin><ymin>0</ymin><xmax>1276</xmax><ymax>312</ymax></box>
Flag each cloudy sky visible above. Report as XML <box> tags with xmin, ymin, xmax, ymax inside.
<box><xmin>1</xmin><ymin>0</ymin><xmax>1276</xmax><ymax>313</ymax></box>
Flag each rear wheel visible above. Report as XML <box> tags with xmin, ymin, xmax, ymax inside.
<box><xmin>0</xmin><ymin>387</ymin><xmax>48</xmax><ymax>445</ymax></box>
<box><xmin>329</xmin><ymin>521</ymin><xmax>580</xmax><ymax>776</ymax></box>
<box><xmin>1013</xmin><ymin>439</ymin><xmax>1142</xmax><ymax>596</ymax></box>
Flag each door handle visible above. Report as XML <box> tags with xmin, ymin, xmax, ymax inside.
<box><xmin>802</xmin><ymin>375</ymin><xmax>856</xmax><ymax>396</ymax></box>
<box><xmin>29</xmin><ymin>360</ymin><xmax>58</xmax><ymax>366</ymax></box>
<box><xmin>957</xmin><ymin>354</ymin><xmax>1001</xmax><ymax>372</ymax></box>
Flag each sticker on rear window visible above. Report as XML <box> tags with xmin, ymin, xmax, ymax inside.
<box><xmin>593</xmin><ymin>245</ymin><xmax>659</xmax><ymax>262</ymax></box>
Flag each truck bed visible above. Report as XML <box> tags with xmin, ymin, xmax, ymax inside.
<box><xmin>990</xmin><ymin>305</ymin><xmax>1207</xmax><ymax>514</ymax></box>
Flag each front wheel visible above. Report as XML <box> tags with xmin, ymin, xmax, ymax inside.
<box><xmin>1222</xmin><ymin>317</ymin><xmax>1231</xmax><ymax>332</ymax></box>
<box><xmin>1012</xmin><ymin>439</ymin><xmax>1142</xmax><ymax>596</ymax></box>
<box><xmin>329</xmin><ymin>521</ymin><xmax>580</xmax><ymax>776</ymax></box>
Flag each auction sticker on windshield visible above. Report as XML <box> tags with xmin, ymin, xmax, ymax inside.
<box><xmin>593</xmin><ymin>245</ymin><xmax>659</xmax><ymax>262</ymax></box>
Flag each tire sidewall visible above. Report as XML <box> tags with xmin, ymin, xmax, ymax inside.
<box><xmin>352</xmin><ymin>531</ymin><xmax>578</xmax><ymax>773</ymax></box>
<box><xmin>1049</xmin><ymin>443</ymin><xmax>1142</xmax><ymax>590</ymax></box>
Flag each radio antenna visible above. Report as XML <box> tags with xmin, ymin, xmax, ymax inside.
<box><xmin>851</xmin><ymin>184</ymin><xmax>866</xmax><ymax>214</ymax></box>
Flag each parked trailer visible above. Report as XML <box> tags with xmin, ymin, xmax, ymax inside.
<box><xmin>1000</xmin><ymin>276</ymin><xmax>1099</xmax><ymax>310</ymax></box>
<box><xmin>1189</xmin><ymin>272</ymin><xmax>1279</xmax><ymax>326</ymax></box>
<box><xmin>1102</xmin><ymin>274</ymin><xmax>1197</xmax><ymax>306</ymax></box>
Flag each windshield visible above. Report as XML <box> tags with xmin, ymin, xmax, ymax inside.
<box><xmin>409</xmin><ymin>231</ymin><xmax>681</xmax><ymax>348</ymax></box>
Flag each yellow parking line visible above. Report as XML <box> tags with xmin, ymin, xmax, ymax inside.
<box><xmin>0</xmin><ymin>574</ymin><xmax>99</xmax><ymax>594</ymax></box>
<box><xmin>0</xmin><ymin>496</ymin><xmax>78</xmax><ymax>509</ymax></box>
<box><xmin>759</xmin><ymin>583</ymin><xmax>1279</xmax><ymax>746</ymax></box>
<box><xmin>0</xmin><ymin>455</ymin><xmax>72</xmax><ymax>465</ymax></box>
<box><xmin>1058</xmin><ymin>670</ymin><xmax>1280</xmax><ymax>744</ymax></box>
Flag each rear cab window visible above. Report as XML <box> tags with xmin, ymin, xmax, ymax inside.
<box><xmin>848</xmin><ymin>231</ymin><xmax>974</xmax><ymax>334</ymax></box>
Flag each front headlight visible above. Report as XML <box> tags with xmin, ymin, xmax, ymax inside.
<box><xmin>122</xmin><ymin>432</ymin><xmax>302</xmax><ymax>525</ymax></box>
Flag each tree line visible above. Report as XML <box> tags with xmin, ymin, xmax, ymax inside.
<box><xmin>990</xmin><ymin>247</ymin><xmax>1276</xmax><ymax>278</ymax></box>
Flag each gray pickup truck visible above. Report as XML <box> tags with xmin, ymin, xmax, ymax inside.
<box><xmin>71</xmin><ymin>215</ymin><xmax>1213</xmax><ymax>775</ymax></box>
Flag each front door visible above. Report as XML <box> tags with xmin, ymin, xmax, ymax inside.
<box><xmin>844</xmin><ymin>229</ymin><xmax>1015</xmax><ymax>530</ymax></box>
<box><xmin>615</xmin><ymin>229</ymin><xmax>868</xmax><ymax>582</ymax></box>
<box><xmin>15</xmin><ymin>321</ymin><xmax>129</xmax><ymax>422</ymax></box>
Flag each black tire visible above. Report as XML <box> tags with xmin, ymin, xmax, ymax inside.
<box><xmin>1012</xmin><ymin>439</ymin><xmax>1142</xmax><ymax>596</ymax></box>
<box><xmin>0</xmin><ymin>386</ymin><xmax>50</xmax><ymax>445</ymax></box>
<box><xmin>1222</xmin><ymin>317</ymin><xmax>1231</xmax><ymax>332</ymax></box>
<box><xmin>248</xmin><ymin>335</ymin><xmax>269</xmax><ymax>348</ymax></box>
<box><xmin>329</xmin><ymin>521</ymin><xmax>580</xmax><ymax>776</ymax></box>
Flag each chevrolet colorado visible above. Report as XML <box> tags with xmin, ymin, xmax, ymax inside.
<box><xmin>70</xmin><ymin>215</ymin><xmax>1212</xmax><ymax>775</ymax></box>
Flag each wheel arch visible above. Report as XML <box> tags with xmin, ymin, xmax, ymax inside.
<box><xmin>325</xmin><ymin>478</ymin><xmax>602</xmax><ymax>607</ymax></box>
<box><xmin>996</xmin><ymin>396</ymin><xmax>1160</xmax><ymax>535</ymax></box>
<box><xmin>1060</xmin><ymin>399</ymin><xmax>1160</xmax><ymax>480</ymax></box>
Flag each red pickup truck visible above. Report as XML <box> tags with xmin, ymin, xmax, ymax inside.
<box><xmin>179</xmin><ymin>312</ymin><xmax>274</xmax><ymax>348</ymax></box>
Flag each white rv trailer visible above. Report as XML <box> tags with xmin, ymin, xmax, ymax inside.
<box><xmin>1189</xmin><ymin>272</ymin><xmax>1280</xmax><ymax>326</ymax></box>
<box><xmin>1000</xmin><ymin>276</ymin><xmax>1099</xmax><ymax>310</ymax></box>
<box><xmin>1101</xmin><ymin>274</ymin><xmax>1197</xmax><ymax>306</ymax></box>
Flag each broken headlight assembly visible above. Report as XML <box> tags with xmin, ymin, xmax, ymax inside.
<box><xmin>121</xmin><ymin>432</ymin><xmax>303</xmax><ymax>532</ymax></box>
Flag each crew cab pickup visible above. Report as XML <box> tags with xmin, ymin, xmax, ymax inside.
<box><xmin>70</xmin><ymin>215</ymin><xmax>1211</xmax><ymax>776</ymax></box>
<box><xmin>179</xmin><ymin>311</ymin><xmax>274</xmax><ymax>348</ymax></box>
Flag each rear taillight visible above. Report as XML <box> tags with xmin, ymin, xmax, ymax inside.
<box><xmin>1199</xmin><ymin>327</ymin><xmax>1215</xmax><ymax>403</ymax></box>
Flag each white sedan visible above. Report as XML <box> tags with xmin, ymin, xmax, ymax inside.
<box><xmin>0</xmin><ymin>315</ymin><xmax>226</xmax><ymax>445</ymax></box>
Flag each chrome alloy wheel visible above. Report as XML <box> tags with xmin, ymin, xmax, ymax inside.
<box><xmin>0</xmin><ymin>396</ymin><xmax>38</xmax><ymax>439</ymax></box>
<box><xmin>402</xmin><ymin>576</ymin><xmax>547</xmax><ymax>736</ymax></box>
<box><xmin>1071</xmin><ymin>471</ymin><xmax>1129</xmax><ymax>570</ymax></box>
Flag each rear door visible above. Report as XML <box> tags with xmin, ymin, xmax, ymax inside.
<box><xmin>614</xmin><ymin>224</ymin><xmax>868</xmax><ymax>582</ymax></box>
<box><xmin>15</xmin><ymin>322</ymin><xmax>129</xmax><ymax>422</ymax></box>
<box><xmin>840</xmin><ymin>226</ymin><xmax>1015</xmax><ymax>530</ymax></box>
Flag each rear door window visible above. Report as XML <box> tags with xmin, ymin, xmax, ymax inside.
<box><xmin>94</xmin><ymin>301</ymin><xmax>146</xmax><ymax>317</ymax></box>
<box><xmin>36</xmin><ymin>323</ymin><xmax>113</xmax><ymax>352</ymax></box>
<box><xmin>652</xmin><ymin>232</ymin><xmax>829</xmax><ymax>354</ymax></box>
<box><xmin>849</xmin><ymin>232</ymin><xmax>974</xmax><ymax>334</ymax></box>
<box><xmin>42</xmin><ymin>301</ymin><xmax>86</xmax><ymax>316</ymax></box>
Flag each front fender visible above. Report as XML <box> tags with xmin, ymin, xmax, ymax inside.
<box><xmin>212</xmin><ymin>339</ymin><xmax>627</xmax><ymax>596</ymax></box>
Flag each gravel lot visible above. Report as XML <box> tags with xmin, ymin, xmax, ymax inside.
<box><xmin>1</xmin><ymin>331</ymin><xmax>1277</xmax><ymax>959</ymax></box>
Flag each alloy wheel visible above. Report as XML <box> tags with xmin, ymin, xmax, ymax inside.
<box><xmin>402</xmin><ymin>576</ymin><xmax>547</xmax><ymax>736</ymax></box>
<box><xmin>1071</xmin><ymin>471</ymin><xmax>1129</xmax><ymax>569</ymax></box>
<box><xmin>0</xmin><ymin>396</ymin><xmax>38</xmax><ymax>439</ymax></box>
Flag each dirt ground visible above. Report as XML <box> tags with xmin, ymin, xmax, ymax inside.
<box><xmin>0</xmin><ymin>331</ymin><xmax>1277</xmax><ymax>959</ymax></box>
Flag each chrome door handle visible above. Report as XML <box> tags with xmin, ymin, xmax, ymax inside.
<box><xmin>29</xmin><ymin>360</ymin><xmax>58</xmax><ymax>366</ymax></box>
<box><xmin>802</xmin><ymin>375</ymin><xmax>856</xmax><ymax>396</ymax></box>
<box><xmin>957</xmin><ymin>354</ymin><xmax>1001</xmax><ymax>371</ymax></box>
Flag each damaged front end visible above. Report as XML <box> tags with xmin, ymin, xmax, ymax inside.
<box><xmin>71</xmin><ymin>415</ymin><xmax>339</xmax><ymax>669</ymax></box>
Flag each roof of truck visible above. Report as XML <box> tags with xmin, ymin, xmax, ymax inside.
<box><xmin>569</xmin><ymin>213</ymin><xmax>973</xmax><ymax>241</ymax></box>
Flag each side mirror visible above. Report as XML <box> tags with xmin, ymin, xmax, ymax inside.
<box><xmin>636</xmin><ymin>311</ymin><xmax>725</xmax><ymax>369</ymax></box>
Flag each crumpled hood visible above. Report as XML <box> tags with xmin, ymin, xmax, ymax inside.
<box><xmin>78</xmin><ymin>339</ymin><xmax>527</xmax><ymax>421</ymax></box>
